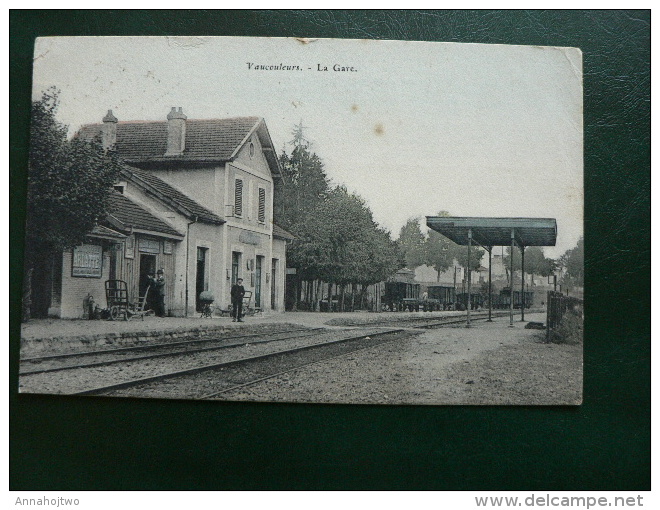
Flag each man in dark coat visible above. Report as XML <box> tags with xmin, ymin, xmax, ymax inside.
<box><xmin>230</xmin><ymin>278</ymin><xmax>245</xmax><ymax>322</ymax></box>
<box><xmin>149</xmin><ymin>269</ymin><xmax>166</xmax><ymax>317</ymax></box>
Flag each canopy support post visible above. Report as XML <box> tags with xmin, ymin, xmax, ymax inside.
<box><xmin>509</xmin><ymin>229</ymin><xmax>515</xmax><ymax>327</ymax></box>
<box><xmin>520</xmin><ymin>245</ymin><xmax>526</xmax><ymax>322</ymax></box>
<box><xmin>487</xmin><ymin>246</ymin><xmax>492</xmax><ymax>322</ymax></box>
<box><xmin>466</xmin><ymin>228</ymin><xmax>472</xmax><ymax>327</ymax></box>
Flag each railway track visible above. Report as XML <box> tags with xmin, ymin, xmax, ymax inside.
<box><xmin>20</xmin><ymin>311</ymin><xmax>537</xmax><ymax>398</ymax></box>
<box><xmin>335</xmin><ymin>310</ymin><xmax>515</xmax><ymax>329</ymax></box>
<box><xmin>19</xmin><ymin>327</ymin><xmax>326</xmax><ymax>376</ymax></box>
<box><xmin>18</xmin><ymin>326</ymin><xmax>408</xmax><ymax>396</ymax></box>
<box><xmin>71</xmin><ymin>328</ymin><xmax>411</xmax><ymax>399</ymax></box>
<box><xmin>413</xmin><ymin>311</ymin><xmax>512</xmax><ymax>328</ymax></box>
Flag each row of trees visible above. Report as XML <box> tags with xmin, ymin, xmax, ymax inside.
<box><xmin>274</xmin><ymin>124</ymin><xmax>399</xmax><ymax>311</ymax></box>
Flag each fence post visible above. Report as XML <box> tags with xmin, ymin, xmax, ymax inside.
<box><xmin>546</xmin><ymin>290</ymin><xmax>551</xmax><ymax>343</ymax></box>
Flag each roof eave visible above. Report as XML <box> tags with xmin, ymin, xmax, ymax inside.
<box><xmin>130</xmin><ymin>227</ymin><xmax>184</xmax><ymax>241</ymax></box>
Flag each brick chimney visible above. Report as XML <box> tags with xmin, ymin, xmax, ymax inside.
<box><xmin>101</xmin><ymin>110</ymin><xmax>118</xmax><ymax>149</ymax></box>
<box><xmin>165</xmin><ymin>107</ymin><xmax>187</xmax><ymax>155</ymax></box>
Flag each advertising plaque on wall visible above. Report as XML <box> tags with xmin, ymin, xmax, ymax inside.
<box><xmin>138</xmin><ymin>238</ymin><xmax>160</xmax><ymax>254</ymax></box>
<box><xmin>72</xmin><ymin>244</ymin><xmax>103</xmax><ymax>278</ymax></box>
<box><xmin>124</xmin><ymin>235</ymin><xmax>134</xmax><ymax>259</ymax></box>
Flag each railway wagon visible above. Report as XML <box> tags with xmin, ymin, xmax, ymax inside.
<box><xmin>382</xmin><ymin>281</ymin><xmax>421</xmax><ymax>311</ymax></box>
<box><xmin>493</xmin><ymin>288</ymin><xmax>534</xmax><ymax>309</ymax></box>
<box><xmin>455</xmin><ymin>292</ymin><xmax>486</xmax><ymax>310</ymax></box>
<box><xmin>425</xmin><ymin>285</ymin><xmax>456</xmax><ymax>311</ymax></box>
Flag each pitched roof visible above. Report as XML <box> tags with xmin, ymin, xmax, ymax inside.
<box><xmin>272</xmin><ymin>223</ymin><xmax>296</xmax><ymax>241</ymax></box>
<box><xmin>121</xmin><ymin>166</ymin><xmax>224</xmax><ymax>225</ymax></box>
<box><xmin>106</xmin><ymin>191</ymin><xmax>183</xmax><ymax>238</ymax></box>
<box><xmin>78</xmin><ymin>116</ymin><xmax>263</xmax><ymax>159</ymax></box>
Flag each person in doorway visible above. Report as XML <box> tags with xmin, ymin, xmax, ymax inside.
<box><xmin>149</xmin><ymin>269</ymin><xmax>166</xmax><ymax>317</ymax></box>
<box><xmin>230</xmin><ymin>278</ymin><xmax>246</xmax><ymax>322</ymax></box>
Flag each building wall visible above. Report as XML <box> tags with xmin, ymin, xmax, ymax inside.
<box><xmin>271</xmin><ymin>238</ymin><xmax>287</xmax><ymax>312</ymax></box>
<box><xmin>223</xmin><ymin>225</ymin><xmax>273</xmax><ymax>311</ymax></box>
<box><xmin>226</xmin><ymin>162</ymin><xmax>273</xmax><ymax>234</ymax></box>
<box><xmin>183</xmin><ymin>221</ymin><xmax>225</xmax><ymax>316</ymax></box>
<box><xmin>57</xmin><ymin>244</ymin><xmax>113</xmax><ymax>319</ymax></box>
<box><xmin>148</xmin><ymin>166</ymin><xmax>221</xmax><ymax>217</ymax></box>
<box><xmin>233</xmin><ymin>132</ymin><xmax>271</xmax><ymax>176</ymax></box>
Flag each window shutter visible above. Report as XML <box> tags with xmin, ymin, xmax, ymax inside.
<box><xmin>234</xmin><ymin>179</ymin><xmax>243</xmax><ymax>217</ymax></box>
<box><xmin>258</xmin><ymin>188</ymin><xmax>266</xmax><ymax>223</ymax></box>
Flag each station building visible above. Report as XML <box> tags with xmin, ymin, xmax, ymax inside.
<box><xmin>43</xmin><ymin>107</ymin><xmax>293</xmax><ymax>318</ymax></box>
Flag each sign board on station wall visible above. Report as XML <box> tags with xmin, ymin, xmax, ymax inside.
<box><xmin>72</xmin><ymin>244</ymin><xmax>103</xmax><ymax>278</ymax></box>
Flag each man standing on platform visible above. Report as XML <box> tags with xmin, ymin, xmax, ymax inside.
<box><xmin>231</xmin><ymin>278</ymin><xmax>246</xmax><ymax>322</ymax></box>
<box><xmin>149</xmin><ymin>269</ymin><xmax>167</xmax><ymax>317</ymax></box>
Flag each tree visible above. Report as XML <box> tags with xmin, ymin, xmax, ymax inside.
<box><xmin>274</xmin><ymin>122</ymin><xmax>330</xmax><ymax>229</ymax></box>
<box><xmin>503</xmin><ymin>246</ymin><xmax>522</xmax><ymax>273</ymax></box>
<box><xmin>524</xmin><ymin>247</ymin><xmax>557</xmax><ymax>284</ymax></box>
<box><xmin>273</xmin><ymin>122</ymin><xmax>334</xmax><ymax>310</ymax></box>
<box><xmin>24</xmin><ymin>88</ymin><xmax>123</xmax><ymax>319</ymax></box>
<box><xmin>396</xmin><ymin>217</ymin><xmax>426</xmax><ymax>269</ymax></box>
<box><xmin>424</xmin><ymin>211</ymin><xmax>455</xmax><ymax>280</ymax></box>
<box><xmin>275</xmin><ymin>123</ymin><xmax>401</xmax><ymax>310</ymax></box>
<box><xmin>451</xmin><ymin>243</ymin><xmax>486</xmax><ymax>273</ymax></box>
<box><xmin>504</xmin><ymin>246</ymin><xmax>556</xmax><ymax>285</ymax></box>
<box><xmin>559</xmin><ymin>237</ymin><xmax>584</xmax><ymax>288</ymax></box>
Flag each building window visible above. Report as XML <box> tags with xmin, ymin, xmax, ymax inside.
<box><xmin>113</xmin><ymin>185</ymin><xmax>124</xmax><ymax>194</ymax></box>
<box><xmin>234</xmin><ymin>178</ymin><xmax>243</xmax><ymax>217</ymax></box>
<box><xmin>249</xmin><ymin>142</ymin><xmax>255</xmax><ymax>158</ymax></box>
<box><xmin>196</xmin><ymin>247</ymin><xmax>208</xmax><ymax>312</ymax></box>
<box><xmin>232</xmin><ymin>251</ymin><xmax>241</xmax><ymax>285</ymax></box>
<box><xmin>258</xmin><ymin>187</ymin><xmax>266</xmax><ymax>224</ymax></box>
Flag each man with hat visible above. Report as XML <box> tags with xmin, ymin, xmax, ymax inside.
<box><xmin>149</xmin><ymin>269</ymin><xmax>167</xmax><ymax>317</ymax></box>
<box><xmin>230</xmin><ymin>278</ymin><xmax>246</xmax><ymax>322</ymax></box>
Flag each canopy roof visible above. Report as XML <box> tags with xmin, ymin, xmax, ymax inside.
<box><xmin>426</xmin><ymin>217</ymin><xmax>557</xmax><ymax>248</ymax></box>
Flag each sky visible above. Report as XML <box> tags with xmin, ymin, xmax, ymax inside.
<box><xmin>32</xmin><ymin>36</ymin><xmax>583</xmax><ymax>258</ymax></box>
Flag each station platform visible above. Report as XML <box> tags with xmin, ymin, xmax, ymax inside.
<box><xmin>18</xmin><ymin>309</ymin><xmax>536</xmax><ymax>355</ymax></box>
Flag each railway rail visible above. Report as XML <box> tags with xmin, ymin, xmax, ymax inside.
<box><xmin>413</xmin><ymin>311</ymin><xmax>512</xmax><ymax>328</ymax></box>
<box><xmin>71</xmin><ymin>328</ymin><xmax>410</xmax><ymax>399</ymax></box>
<box><xmin>19</xmin><ymin>327</ymin><xmax>326</xmax><ymax>376</ymax></box>
<box><xmin>18</xmin><ymin>327</ymin><xmax>406</xmax><ymax>395</ymax></box>
<box><xmin>334</xmin><ymin>310</ymin><xmax>515</xmax><ymax>328</ymax></box>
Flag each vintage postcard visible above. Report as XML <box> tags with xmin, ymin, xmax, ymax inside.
<box><xmin>20</xmin><ymin>36</ymin><xmax>583</xmax><ymax>404</ymax></box>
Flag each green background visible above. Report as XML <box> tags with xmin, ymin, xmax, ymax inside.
<box><xmin>10</xmin><ymin>10</ymin><xmax>650</xmax><ymax>490</ymax></box>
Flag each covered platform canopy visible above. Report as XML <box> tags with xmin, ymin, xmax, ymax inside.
<box><xmin>425</xmin><ymin>217</ymin><xmax>557</xmax><ymax>326</ymax></box>
<box><xmin>426</xmin><ymin>217</ymin><xmax>557</xmax><ymax>248</ymax></box>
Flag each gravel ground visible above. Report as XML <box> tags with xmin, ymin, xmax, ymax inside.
<box><xmin>223</xmin><ymin>313</ymin><xmax>583</xmax><ymax>405</ymax></box>
<box><xmin>108</xmin><ymin>330</ymin><xmax>413</xmax><ymax>400</ymax></box>
<box><xmin>18</xmin><ymin>327</ymin><xmax>393</xmax><ymax>395</ymax></box>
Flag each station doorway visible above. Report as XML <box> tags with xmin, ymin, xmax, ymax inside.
<box><xmin>139</xmin><ymin>254</ymin><xmax>156</xmax><ymax>305</ymax></box>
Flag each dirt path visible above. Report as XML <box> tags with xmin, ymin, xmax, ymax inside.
<box><xmin>226</xmin><ymin>313</ymin><xmax>583</xmax><ymax>405</ymax></box>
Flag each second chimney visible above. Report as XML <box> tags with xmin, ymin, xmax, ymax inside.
<box><xmin>101</xmin><ymin>110</ymin><xmax>118</xmax><ymax>149</ymax></box>
<box><xmin>165</xmin><ymin>107</ymin><xmax>187</xmax><ymax>156</ymax></box>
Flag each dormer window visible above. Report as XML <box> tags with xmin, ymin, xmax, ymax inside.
<box><xmin>114</xmin><ymin>185</ymin><xmax>125</xmax><ymax>194</ymax></box>
<box><xmin>234</xmin><ymin>178</ymin><xmax>243</xmax><ymax>217</ymax></box>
